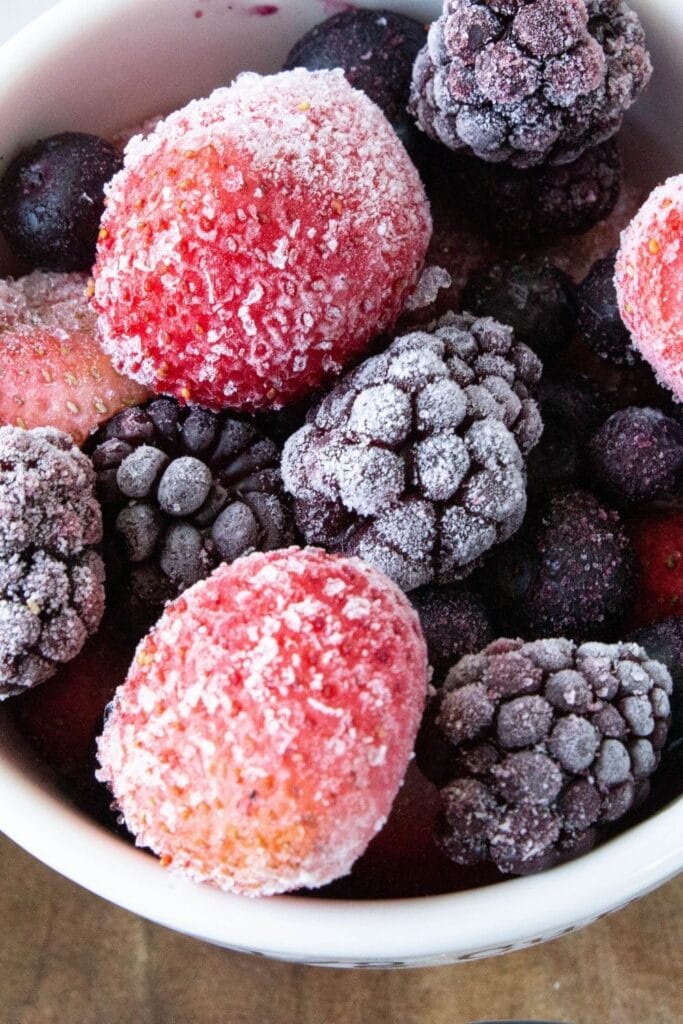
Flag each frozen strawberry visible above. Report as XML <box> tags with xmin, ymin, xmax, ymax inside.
<box><xmin>630</xmin><ymin>512</ymin><xmax>683</xmax><ymax>627</ymax></box>
<box><xmin>93</xmin><ymin>69</ymin><xmax>431</xmax><ymax>412</ymax></box>
<box><xmin>0</xmin><ymin>271</ymin><xmax>148</xmax><ymax>444</ymax></box>
<box><xmin>616</xmin><ymin>175</ymin><xmax>683</xmax><ymax>400</ymax></box>
<box><xmin>96</xmin><ymin>548</ymin><xmax>429</xmax><ymax>896</ymax></box>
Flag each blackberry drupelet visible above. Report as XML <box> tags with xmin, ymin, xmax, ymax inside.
<box><xmin>409</xmin><ymin>0</ymin><xmax>651</xmax><ymax>167</ymax></box>
<box><xmin>282</xmin><ymin>312</ymin><xmax>543</xmax><ymax>591</ymax></box>
<box><xmin>578</xmin><ymin>252</ymin><xmax>637</xmax><ymax>366</ymax></box>
<box><xmin>486</xmin><ymin>489</ymin><xmax>637</xmax><ymax>639</ymax></box>
<box><xmin>421</xmin><ymin>637</ymin><xmax>672</xmax><ymax>874</ymax></box>
<box><xmin>0</xmin><ymin>427</ymin><xmax>104</xmax><ymax>698</ymax></box>
<box><xmin>91</xmin><ymin>399</ymin><xmax>294</xmax><ymax>632</ymax></box>
<box><xmin>0</xmin><ymin>133</ymin><xmax>122</xmax><ymax>271</ymax></box>
<box><xmin>588</xmin><ymin>407</ymin><xmax>683</xmax><ymax>505</ymax></box>
<box><xmin>462</xmin><ymin>258</ymin><xmax>577</xmax><ymax>360</ymax></box>
<box><xmin>629</xmin><ymin>618</ymin><xmax>683</xmax><ymax>746</ymax></box>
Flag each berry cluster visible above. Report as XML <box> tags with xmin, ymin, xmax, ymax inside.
<box><xmin>0</xmin><ymin>2</ymin><xmax>679</xmax><ymax>904</ymax></box>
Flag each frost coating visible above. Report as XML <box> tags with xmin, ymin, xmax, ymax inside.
<box><xmin>282</xmin><ymin>313</ymin><xmax>542</xmax><ymax>591</ymax></box>
<box><xmin>410</xmin><ymin>0</ymin><xmax>651</xmax><ymax>167</ymax></box>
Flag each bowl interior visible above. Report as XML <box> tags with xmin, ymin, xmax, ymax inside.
<box><xmin>0</xmin><ymin>0</ymin><xmax>681</xmax><ymax>967</ymax></box>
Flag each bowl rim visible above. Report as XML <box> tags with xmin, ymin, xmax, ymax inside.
<box><xmin>0</xmin><ymin>0</ymin><xmax>681</xmax><ymax>966</ymax></box>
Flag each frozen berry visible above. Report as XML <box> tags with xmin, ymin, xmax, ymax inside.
<box><xmin>424</xmin><ymin>637</ymin><xmax>671</xmax><ymax>874</ymax></box>
<box><xmin>578</xmin><ymin>252</ymin><xmax>636</xmax><ymax>366</ymax></box>
<box><xmin>486</xmin><ymin>489</ymin><xmax>637</xmax><ymax>639</ymax></box>
<box><xmin>282</xmin><ymin>10</ymin><xmax>427</xmax><ymax>155</ymax></box>
<box><xmin>409</xmin><ymin>0</ymin><xmax>651</xmax><ymax>167</ymax></box>
<box><xmin>448</xmin><ymin>140</ymin><xmax>622</xmax><ymax>244</ymax></box>
<box><xmin>588</xmin><ymin>407</ymin><xmax>683</xmax><ymax>505</ymax></box>
<box><xmin>93</xmin><ymin>69</ymin><xmax>431</xmax><ymax>412</ymax></box>
<box><xmin>629</xmin><ymin>618</ymin><xmax>683</xmax><ymax>745</ymax></box>
<box><xmin>282</xmin><ymin>312</ymin><xmax>543</xmax><ymax>591</ymax></box>
<box><xmin>96</xmin><ymin>548</ymin><xmax>428</xmax><ymax>896</ymax></box>
<box><xmin>629</xmin><ymin>513</ymin><xmax>683</xmax><ymax>627</ymax></box>
<box><xmin>0</xmin><ymin>271</ymin><xmax>148</xmax><ymax>445</ymax></box>
<box><xmin>462</xmin><ymin>258</ymin><xmax>577</xmax><ymax>360</ymax></box>
<box><xmin>410</xmin><ymin>583</ymin><xmax>493</xmax><ymax>683</ymax></box>
<box><xmin>0</xmin><ymin>427</ymin><xmax>104</xmax><ymax>699</ymax></box>
<box><xmin>91</xmin><ymin>399</ymin><xmax>294</xmax><ymax>635</ymax></box>
<box><xmin>616</xmin><ymin>175</ymin><xmax>683</xmax><ymax>400</ymax></box>
<box><xmin>0</xmin><ymin>132</ymin><xmax>122</xmax><ymax>271</ymax></box>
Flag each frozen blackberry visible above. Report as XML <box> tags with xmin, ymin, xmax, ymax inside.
<box><xmin>0</xmin><ymin>427</ymin><xmax>104</xmax><ymax>699</ymax></box>
<box><xmin>486</xmin><ymin>489</ymin><xmax>637</xmax><ymax>639</ymax></box>
<box><xmin>0</xmin><ymin>133</ymin><xmax>122</xmax><ymax>271</ymax></box>
<box><xmin>409</xmin><ymin>0</ymin><xmax>651</xmax><ymax>167</ymax></box>
<box><xmin>448</xmin><ymin>139</ymin><xmax>622</xmax><ymax>243</ymax></box>
<box><xmin>578</xmin><ymin>252</ymin><xmax>636</xmax><ymax>366</ymax></box>
<box><xmin>423</xmin><ymin>637</ymin><xmax>672</xmax><ymax>874</ymax></box>
<box><xmin>410</xmin><ymin>583</ymin><xmax>493</xmax><ymax>683</ymax></box>
<box><xmin>462</xmin><ymin>258</ymin><xmax>577</xmax><ymax>360</ymax></box>
<box><xmin>588</xmin><ymin>407</ymin><xmax>683</xmax><ymax>505</ymax></box>
<box><xmin>91</xmin><ymin>399</ymin><xmax>293</xmax><ymax>632</ymax></box>
<box><xmin>283</xmin><ymin>10</ymin><xmax>427</xmax><ymax>156</ymax></box>
<box><xmin>282</xmin><ymin>312</ymin><xmax>543</xmax><ymax>591</ymax></box>
<box><xmin>629</xmin><ymin>618</ymin><xmax>683</xmax><ymax>746</ymax></box>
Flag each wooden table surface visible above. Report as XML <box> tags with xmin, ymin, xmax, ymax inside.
<box><xmin>1</xmin><ymin>833</ymin><xmax>680</xmax><ymax>1024</ymax></box>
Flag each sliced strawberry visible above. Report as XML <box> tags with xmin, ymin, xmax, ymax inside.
<box><xmin>0</xmin><ymin>270</ymin><xmax>148</xmax><ymax>445</ymax></box>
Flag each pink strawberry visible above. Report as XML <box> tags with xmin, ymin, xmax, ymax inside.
<box><xmin>0</xmin><ymin>270</ymin><xmax>148</xmax><ymax>445</ymax></box>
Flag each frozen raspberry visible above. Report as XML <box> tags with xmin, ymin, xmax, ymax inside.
<box><xmin>91</xmin><ymin>398</ymin><xmax>294</xmax><ymax>635</ymax></box>
<box><xmin>0</xmin><ymin>271</ymin><xmax>148</xmax><ymax>445</ymax></box>
<box><xmin>486</xmin><ymin>489</ymin><xmax>637</xmax><ymax>639</ymax></box>
<box><xmin>462</xmin><ymin>258</ymin><xmax>577</xmax><ymax>359</ymax></box>
<box><xmin>423</xmin><ymin>637</ymin><xmax>672</xmax><ymax>874</ymax></box>
<box><xmin>448</xmin><ymin>141</ymin><xmax>622</xmax><ymax>243</ymax></box>
<box><xmin>283</xmin><ymin>10</ymin><xmax>427</xmax><ymax>156</ymax></box>
<box><xmin>629</xmin><ymin>513</ymin><xmax>683</xmax><ymax>627</ymax></box>
<box><xmin>0</xmin><ymin>427</ymin><xmax>104</xmax><ymax>699</ymax></box>
<box><xmin>282</xmin><ymin>312</ymin><xmax>543</xmax><ymax>591</ymax></box>
<box><xmin>410</xmin><ymin>583</ymin><xmax>493</xmax><ymax>683</ymax></box>
<box><xmin>93</xmin><ymin>69</ymin><xmax>431</xmax><ymax>412</ymax></box>
<box><xmin>409</xmin><ymin>0</ymin><xmax>651</xmax><ymax>167</ymax></box>
<box><xmin>0</xmin><ymin>133</ymin><xmax>122</xmax><ymax>271</ymax></box>
<box><xmin>629</xmin><ymin>618</ymin><xmax>683</xmax><ymax>746</ymax></box>
<box><xmin>616</xmin><ymin>175</ymin><xmax>683</xmax><ymax>400</ymax></box>
<box><xmin>578</xmin><ymin>252</ymin><xmax>636</xmax><ymax>365</ymax></box>
<box><xmin>588</xmin><ymin>407</ymin><xmax>683</xmax><ymax>505</ymax></box>
<box><xmin>96</xmin><ymin>548</ymin><xmax>428</xmax><ymax>896</ymax></box>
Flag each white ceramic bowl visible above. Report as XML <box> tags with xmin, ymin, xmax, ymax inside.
<box><xmin>0</xmin><ymin>0</ymin><xmax>681</xmax><ymax>969</ymax></box>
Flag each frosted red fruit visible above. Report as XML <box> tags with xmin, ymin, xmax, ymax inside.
<box><xmin>93</xmin><ymin>69</ymin><xmax>431</xmax><ymax>412</ymax></box>
<box><xmin>0</xmin><ymin>271</ymin><xmax>148</xmax><ymax>444</ymax></box>
<box><xmin>616</xmin><ymin>175</ymin><xmax>683</xmax><ymax>399</ymax></box>
<box><xmin>96</xmin><ymin>547</ymin><xmax>428</xmax><ymax>896</ymax></box>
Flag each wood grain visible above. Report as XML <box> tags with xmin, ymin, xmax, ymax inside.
<box><xmin>0</xmin><ymin>833</ymin><xmax>680</xmax><ymax>1024</ymax></box>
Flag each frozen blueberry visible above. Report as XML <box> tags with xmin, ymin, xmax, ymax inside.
<box><xmin>588</xmin><ymin>407</ymin><xmax>683</xmax><ymax>505</ymax></box>
<box><xmin>0</xmin><ymin>132</ymin><xmax>122</xmax><ymax>271</ymax></box>
<box><xmin>578</xmin><ymin>252</ymin><xmax>637</xmax><ymax>366</ymax></box>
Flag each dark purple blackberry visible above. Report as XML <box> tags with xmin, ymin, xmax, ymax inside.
<box><xmin>282</xmin><ymin>312</ymin><xmax>543</xmax><ymax>591</ymax></box>
<box><xmin>91</xmin><ymin>399</ymin><xmax>293</xmax><ymax>633</ymax></box>
<box><xmin>409</xmin><ymin>0</ymin><xmax>651</xmax><ymax>167</ymax></box>
<box><xmin>410</xmin><ymin>583</ymin><xmax>493</xmax><ymax>683</ymax></box>
<box><xmin>283</xmin><ymin>10</ymin><xmax>427</xmax><ymax>157</ymax></box>
<box><xmin>421</xmin><ymin>637</ymin><xmax>672</xmax><ymax>874</ymax></box>
<box><xmin>629</xmin><ymin>618</ymin><xmax>683</xmax><ymax>746</ymax></box>
<box><xmin>0</xmin><ymin>133</ymin><xmax>122</xmax><ymax>272</ymax></box>
<box><xmin>486</xmin><ymin>489</ymin><xmax>637</xmax><ymax>640</ymax></box>
<box><xmin>0</xmin><ymin>427</ymin><xmax>104</xmax><ymax>698</ymax></box>
<box><xmin>588</xmin><ymin>407</ymin><xmax>683</xmax><ymax>506</ymax></box>
<box><xmin>578</xmin><ymin>252</ymin><xmax>637</xmax><ymax>366</ymax></box>
<box><xmin>462</xmin><ymin>258</ymin><xmax>577</xmax><ymax>360</ymax></box>
<box><xmin>447</xmin><ymin>140</ymin><xmax>622</xmax><ymax>243</ymax></box>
